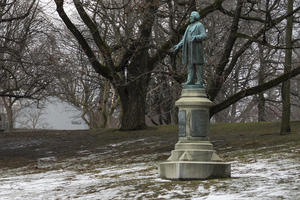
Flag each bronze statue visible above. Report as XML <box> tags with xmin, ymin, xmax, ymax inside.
<box><xmin>174</xmin><ymin>11</ymin><xmax>206</xmax><ymax>87</ymax></box>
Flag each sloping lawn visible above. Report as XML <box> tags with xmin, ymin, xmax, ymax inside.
<box><xmin>1</xmin><ymin>121</ymin><xmax>300</xmax><ymax>199</ymax></box>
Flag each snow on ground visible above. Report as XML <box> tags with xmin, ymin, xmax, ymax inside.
<box><xmin>1</xmin><ymin>143</ymin><xmax>300</xmax><ymax>199</ymax></box>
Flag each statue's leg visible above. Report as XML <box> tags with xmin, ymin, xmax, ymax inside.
<box><xmin>195</xmin><ymin>64</ymin><xmax>204</xmax><ymax>86</ymax></box>
<box><xmin>183</xmin><ymin>64</ymin><xmax>195</xmax><ymax>85</ymax></box>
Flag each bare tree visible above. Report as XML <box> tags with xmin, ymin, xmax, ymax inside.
<box><xmin>17</xmin><ymin>107</ymin><xmax>51</xmax><ymax>130</ymax></box>
<box><xmin>52</xmin><ymin>0</ymin><xmax>300</xmax><ymax>130</ymax></box>
<box><xmin>281</xmin><ymin>0</ymin><xmax>294</xmax><ymax>133</ymax></box>
<box><xmin>193</xmin><ymin>0</ymin><xmax>300</xmax><ymax>119</ymax></box>
<box><xmin>50</xmin><ymin>28</ymin><xmax>120</xmax><ymax>129</ymax></box>
<box><xmin>54</xmin><ymin>0</ymin><xmax>163</xmax><ymax>130</ymax></box>
<box><xmin>0</xmin><ymin>0</ymin><xmax>58</xmax><ymax>131</ymax></box>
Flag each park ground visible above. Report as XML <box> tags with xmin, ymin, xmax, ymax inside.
<box><xmin>0</xmin><ymin>121</ymin><xmax>300</xmax><ymax>199</ymax></box>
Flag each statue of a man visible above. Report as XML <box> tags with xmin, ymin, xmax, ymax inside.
<box><xmin>174</xmin><ymin>11</ymin><xmax>206</xmax><ymax>87</ymax></box>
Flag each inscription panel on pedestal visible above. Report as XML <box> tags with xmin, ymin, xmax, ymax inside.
<box><xmin>191</xmin><ymin>110</ymin><xmax>208</xmax><ymax>137</ymax></box>
<box><xmin>178</xmin><ymin>110</ymin><xmax>186</xmax><ymax>137</ymax></box>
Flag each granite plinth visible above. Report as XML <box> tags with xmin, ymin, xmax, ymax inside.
<box><xmin>159</xmin><ymin>161</ymin><xmax>231</xmax><ymax>180</ymax></box>
<box><xmin>182</xmin><ymin>84</ymin><xmax>205</xmax><ymax>89</ymax></box>
<box><xmin>158</xmin><ymin>88</ymin><xmax>231</xmax><ymax>180</ymax></box>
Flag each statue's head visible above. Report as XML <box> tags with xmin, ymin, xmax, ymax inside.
<box><xmin>190</xmin><ymin>11</ymin><xmax>200</xmax><ymax>22</ymax></box>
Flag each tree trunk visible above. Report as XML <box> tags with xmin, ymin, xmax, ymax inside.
<box><xmin>281</xmin><ymin>0</ymin><xmax>293</xmax><ymax>133</ymax></box>
<box><xmin>7</xmin><ymin>106</ymin><xmax>13</xmax><ymax>132</ymax></box>
<box><xmin>100</xmin><ymin>80</ymin><xmax>110</xmax><ymax>128</ymax></box>
<box><xmin>117</xmin><ymin>81</ymin><xmax>149</xmax><ymax>131</ymax></box>
<box><xmin>2</xmin><ymin>97</ymin><xmax>13</xmax><ymax>132</ymax></box>
<box><xmin>258</xmin><ymin>92</ymin><xmax>266</xmax><ymax>122</ymax></box>
<box><xmin>117</xmin><ymin>48</ymin><xmax>151</xmax><ymax>130</ymax></box>
<box><xmin>258</xmin><ymin>45</ymin><xmax>266</xmax><ymax>122</ymax></box>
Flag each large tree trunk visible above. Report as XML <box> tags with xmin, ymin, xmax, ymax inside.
<box><xmin>281</xmin><ymin>0</ymin><xmax>293</xmax><ymax>133</ymax></box>
<box><xmin>117</xmin><ymin>78</ymin><xmax>150</xmax><ymax>131</ymax></box>
<box><xmin>118</xmin><ymin>92</ymin><xmax>147</xmax><ymax>130</ymax></box>
<box><xmin>117</xmin><ymin>48</ymin><xmax>151</xmax><ymax>130</ymax></box>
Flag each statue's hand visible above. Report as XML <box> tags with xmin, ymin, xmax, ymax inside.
<box><xmin>191</xmin><ymin>36</ymin><xmax>197</xmax><ymax>41</ymax></box>
<box><xmin>173</xmin><ymin>45</ymin><xmax>179</xmax><ymax>51</ymax></box>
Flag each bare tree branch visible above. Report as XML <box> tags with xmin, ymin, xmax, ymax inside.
<box><xmin>210</xmin><ymin>66</ymin><xmax>300</xmax><ymax>117</ymax></box>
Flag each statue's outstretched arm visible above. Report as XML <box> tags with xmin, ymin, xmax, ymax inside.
<box><xmin>173</xmin><ymin>39</ymin><xmax>184</xmax><ymax>51</ymax></box>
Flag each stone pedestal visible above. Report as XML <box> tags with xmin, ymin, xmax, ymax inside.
<box><xmin>158</xmin><ymin>88</ymin><xmax>231</xmax><ymax>180</ymax></box>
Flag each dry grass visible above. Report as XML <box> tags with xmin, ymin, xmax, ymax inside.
<box><xmin>1</xmin><ymin>121</ymin><xmax>300</xmax><ymax>169</ymax></box>
<box><xmin>1</xmin><ymin>121</ymin><xmax>300</xmax><ymax>199</ymax></box>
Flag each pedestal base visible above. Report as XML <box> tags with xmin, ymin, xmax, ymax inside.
<box><xmin>158</xmin><ymin>88</ymin><xmax>231</xmax><ymax>180</ymax></box>
<box><xmin>158</xmin><ymin>141</ymin><xmax>231</xmax><ymax>180</ymax></box>
<box><xmin>159</xmin><ymin>161</ymin><xmax>231</xmax><ymax>180</ymax></box>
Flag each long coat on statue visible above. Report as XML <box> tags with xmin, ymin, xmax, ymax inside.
<box><xmin>177</xmin><ymin>21</ymin><xmax>206</xmax><ymax>65</ymax></box>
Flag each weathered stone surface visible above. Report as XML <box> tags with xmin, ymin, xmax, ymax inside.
<box><xmin>191</xmin><ymin>110</ymin><xmax>208</xmax><ymax>137</ymax></box>
<box><xmin>158</xmin><ymin>88</ymin><xmax>231</xmax><ymax>180</ymax></box>
<box><xmin>158</xmin><ymin>161</ymin><xmax>231</xmax><ymax>180</ymax></box>
<box><xmin>178</xmin><ymin>110</ymin><xmax>186</xmax><ymax>137</ymax></box>
<box><xmin>182</xmin><ymin>84</ymin><xmax>205</xmax><ymax>89</ymax></box>
<box><xmin>176</xmin><ymin>89</ymin><xmax>211</xmax><ymax>140</ymax></box>
<box><xmin>175</xmin><ymin>141</ymin><xmax>213</xmax><ymax>150</ymax></box>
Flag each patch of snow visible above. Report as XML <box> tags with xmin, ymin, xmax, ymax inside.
<box><xmin>1</xmin><ymin>145</ymin><xmax>300</xmax><ymax>199</ymax></box>
<box><xmin>38</xmin><ymin>156</ymin><xmax>57</xmax><ymax>162</ymax></box>
<box><xmin>107</xmin><ymin>138</ymin><xmax>145</xmax><ymax>147</ymax></box>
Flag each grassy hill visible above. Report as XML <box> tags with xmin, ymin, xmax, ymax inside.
<box><xmin>211</xmin><ymin>121</ymin><xmax>300</xmax><ymax>161</ymax></box>
<box><xmin>1</xmin><ymin>121</ymin><xmax>300</xmax><ymax>168</ymax></box>
<box><xmin>1</xmin><ymin>121</ymin><xmax>300</xmax><ymax>199</ymax></box>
